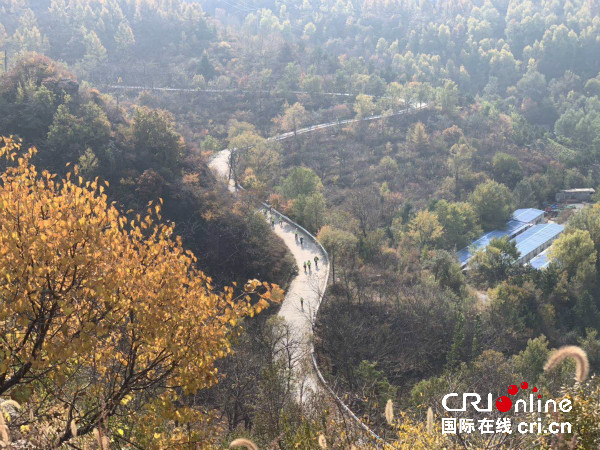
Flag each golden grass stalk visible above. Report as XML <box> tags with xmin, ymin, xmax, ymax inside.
<box><xmin>0</xmin><ymin>410</ymin><xmax>7</xmax><ymax>446</ymax></box>
<box><xmin>544</xmin><ymin>345</ymin><xmax>589</xmax><ymax>382</ymax></box>
<box><xmin>93</xmin><ymin>428</ymin><xmax>101</xmax><ymax>448</ymax></box>
<box><xmin>0</xmin><ymin>400</ymin><xmax>20</xmax><ymax>411</ymax></box>
<box><xmin>318</xmin><ymin>434</ymin><xmax>327</xmax><ymax>449</ymax></box>
<box><xmin>0</xmin><ymin>425</ymin><xmax>8</xmax><ymax>445</ymax></box>
<box><xmin>70</xmin><ymin>420</ymin><xmax>78</xmax><ymax>438</ymax></box>
<box><xmin>0</xmin><ymin>399</ymin><xmax>21</xmax><ymax>447</ymax></box>
<box><xmin>385</xmin><ymin>399</ymin><xmax>394</xmax><ymax>425</ymax></box>
<box><xmin>230</xmin><ymin>438</ymin><xmax>259</xmax><ymax>450</ymax></box>
<box><xmin>426</xmin><ymin>407</ymin><xmax>434</xmax><ymax>434</ymax></box>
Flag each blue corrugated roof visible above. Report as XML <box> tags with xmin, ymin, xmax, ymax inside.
<box><xmin>457</xmin><ymin>220</ymin><xmax>530</xmax><ymax>265</ymax></box>
<box><xmin>457</xmin><ymin>231</ymin><xmax>504</xmax><ymax>265</ymax></box>
<box><xmin>513</xmin><ymin>223</ymin><xmax>564</xmax><ymax>258</ymax></box>
<box><xmin>456</xmin><ymin>209</ymin><xmax>552</xmax><ymax>267</ymax></box>
<box><xmin>530</xmin><ymin>250</ymin><xmax>551</xmax><ymax>270</ymax></box>
<box><xmin>512</xmin><ymin>208</ymin><xmax>545</xmax><ymax>224</ymax></box>
<box><xmin>505</xmin><ymin>219</ymin><xmax>531</xmax><ymax>236</ymax></box>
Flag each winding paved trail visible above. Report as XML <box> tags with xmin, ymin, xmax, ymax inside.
<box><xmin>209</xmin><ymin>107</ymin><xmax>425</xmax><ymax>441</ymax></box>
<box><xmin>210</xmin><ymin>149</ymin><xmax>328</xmax><ymax>399</ymax></box>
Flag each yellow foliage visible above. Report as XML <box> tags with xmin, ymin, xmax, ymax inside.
<box><xmin>407</xmin><ymin>210</ymin><xmax>443</xmax><ymax>248</ymax></box>
<box><xmin>379</xmin><ymin>412</ymin><xmax>449</xmax><ymax>450</ymax></box>
<box><xmin>0</xmin><ymin>137</ymin><xmax>282</xmax><ymax>448</ymax></box>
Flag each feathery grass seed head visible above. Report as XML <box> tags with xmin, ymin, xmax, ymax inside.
<box><xmin>426</xmin><ymin>407</ymin><xmax>434</xmax><ymax>434</ymax></box>
<box><xmin>0</xmin><ymin>400</ymin><xmax>20</xmax><ymax>411</ymax></box>
<box><xmin>318</xmin><ymin>434</ymin><xmax>327</xmax><ymax>449</ymax></box>
<box><xmin>385</xmin><ymin>399</ymin><xmax>394</xmax><ymax>425</ymax></box>
<box><xmin>230</xmin><ymin>438</ymin><xmax>259</xmax><ymax>450</ymax></box>
<box><xmin>544</xmin><ymin>345</ymin><xmax>589</xmax><ymax>382</ymax></box>
<box><xmin>0</xmin><ymin>424</ymin><xmax>8</xmax><ymax>445</ymax></box>
<box><xmin>70</xmin><ymin>420</ymin><xmax>77</xmax><ymax>438</ymax></box>
<box><xmin>93</xmin><ymin>428</ymin><xmax>100</xmax><ymax>446</ymax></box>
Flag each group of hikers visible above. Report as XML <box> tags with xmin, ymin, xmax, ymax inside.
<box><xmin>262</xmin><ymin>204</ymin><xmax>321</xmax><ymax>313</ymax></box>
<box><xmin>263</xmin><ymin>206</ymin><xmax>321</xmax><ymax>274</ymax></box>
<box><xmin>264</xmin><ymin>205</ymin><xmax>284</xmax><ymax>229</ymax></box>
<box><xmin>303</xmin><ymin>256</ymin><xmax>319</xmax><ymax>273</ymax></box>
<box><xmin>268</xmin><ymin>213</ymin><xmax>283</xmax><ymax>229</ymax></box>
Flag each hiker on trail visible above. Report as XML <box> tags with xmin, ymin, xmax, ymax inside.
<box><xmin>300</xmin><ymin>297</ymin><xmax>304</xmax><ymax>311</ymax></box>
<box><xmin>307</xmin><ymin>260</ymin><xmax>311</xmax><ymax>271</ymax></box>
<box><xmin>300</xmin><ymin>236</ymin><xmax>304</xmax><ymax>247</ymax></box>
<box><xmin>270</xmin><ymin>218</ymin><xmax>275</xmax><ymax>228</ymax></box>
<box><xmin>295</xmin><ymin>230</ymin><xmax>299</xmax><ymax>242</ymax></box>
<box><xmin>314</xmin><ymin>255</ymin><xmax>319</xmax><ymax>268</ymax></box>
<box><xmin>279</xmin><ymin>216</ymin><xmax>283</xmax><ymax>226</ymax></box>
<box><xmin>303</xmin><ymin>262</ymin><xmax>307</xmax><ymax>273</ymax></box>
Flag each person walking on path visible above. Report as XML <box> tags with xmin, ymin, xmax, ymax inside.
<box><xmin>307</xmin><ymin>260</ymin><xmax>311</xmax><ymax>272</ymax></box>
<box><xmin>300</xmin><ymin>297</ymin><xmax>304</xmax><ymax>311</ymax></box>
<box><xmin>270</xmin><ymin>218</ymin><xmax>275</xmax><ymax>228</ymax></box>
<box><xmin>303</xmin><ymin>262</ymin><xmax>307</xmax><ymax>273</ymax></box>
<box><xmin>300</xmin><ymin>236</ymin><xmax>304</xmax><ymax>247</ymax></box>
<box><xmin>279</xmin><ymin>217</ymin><xmax>283</xmax><ymax>227</ymax></box>
<box><xmin>314</xmin><ymin>255</ymin><xmax>319</xmax><ymax>268</ymax></box>
<box><xmin>295</xmin><ymin>230</ymin><xmax>299</xmax><ymax>242</ymax></box>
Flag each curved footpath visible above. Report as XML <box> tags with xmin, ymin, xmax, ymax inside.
<box><xmin>210</xmin><ymin>149</ymin><xmax>329</xmax><ymax>398</ymax></box>
<box><xmin>209</xmin><ymin>108</ymin><xmax>425</xmax><ymax>442</ymax></box>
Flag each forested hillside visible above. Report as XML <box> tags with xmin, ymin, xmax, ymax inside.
<box><xmin>0</xmin><ymin>55</ymin><xmax>295</xmax><ymax>289</ymax></box>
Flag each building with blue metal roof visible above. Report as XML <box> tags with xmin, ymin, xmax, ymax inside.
<box><xmin>456</xmin><ymin>208</ymin><xmax>550</xmax><ymax>268</ymax></box>
<box><xmin>512</xmin><ymin>223</ymin><xmax>564</xmax><ymax>264</ymax></box>
<box><xmin>456</xmin><ymin>221</ymin><xmax>531</xmax><ymax>266</ymax></box>
<box><xmin>530</xmin><ymin>249</ymin><xmax>551</xmax><ymax>270</ymax></box>
<box><xmin>512</xmin><ymin>208</ymin><xmax>545</xmax><ymax>225</ymax></box>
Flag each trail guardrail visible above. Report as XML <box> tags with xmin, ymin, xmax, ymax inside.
<box><xmin>213</xmin><ymin>105</ymin><xmax>429</xmax><ymax>444</ymax></box>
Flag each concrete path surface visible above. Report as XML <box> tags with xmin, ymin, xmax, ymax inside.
<box><xmin>209</xmin><ymin>149</ymin><xmax>329</xmax><ymax>399</ymax></box>
<box><xmin>205</xmin><ymin>109</ymin><xmax>427</xmax><ymax>441</ymax></box>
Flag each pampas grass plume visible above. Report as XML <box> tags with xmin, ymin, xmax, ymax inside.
<box><xmin>0</xmin><ymin>400</ymin><xmax>20</xmax><ymax>411</ymax></box>
<box><xmin>544</xmin><ymin>345</ymin><xmax>589</xmax><ymax>382</ymax></box>
<box><xmin>0</xmin><ymin>399</ymin><xmax>21</xmax><ymax>446</ymax></box>
<box><xmin>93</xmin><ymin>428</ymin><xmax>100</xmax><ymax>446</ymax></box>
<box><xmin>0</xmin><ymin>425</ymin><xmax>8</xmax><ymax>445</ymax></box>
<box><xmin>70</xmin><ymin>420</ymin><xmax>78</xmax><ymax>438</ymax></box>
<box><xmin>230</xmin><ymin>438</ymin><xmax>259</xmax><ymax>450</ymax></box>
<box><xmin>384</xmin><ymin>399</ymin><xmax>394</xmax><ymax>425</ymax></box>
<box><xmin>426</xmin><ymin>407</ymin><xmax>434</xmax><ymax>434</ymax></box>
<box><xmin>0</xmin><ymin>411</ymin><xmax>7</xmax><ymax>446</ymax></box>
<box><xmin>318</xmin><ymin>434</ymin><xmax>327</xmax><ymax>449</ymax></box>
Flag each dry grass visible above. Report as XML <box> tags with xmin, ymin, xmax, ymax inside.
<box><xmin>230</xmin><ymin>438</ymin><xmax>259</xmax><ymax>450</ymax></box>
<box><xmin>385</xmin><ymin>399</ymin><xmax>394</xmax><ymax>425</ymax></box>
<box><xmin>70</xmin><ymin>420</ymin><xmax>77</xmax><ymax>438</ymax></box>
<box><xmin>318</xmin><ymin>434</ymin><xmax>327</xmax><ymax>449</ymax></box>
<box><xmin>544</xmin><ymin>345</ymin><xmax>589</xmax><ymax>382</ymax></box>
<box><xmin>426</xmin><ymin>407</ymin><xmax>434</xmax><ymax>434</ymax></box>
<box><xmin>0</xmin><ymin>398</ymin><xmax>20</xmax><ymax>447</ymax></box>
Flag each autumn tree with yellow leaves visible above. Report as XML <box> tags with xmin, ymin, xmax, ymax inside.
<box><xmin>0</xmin><ymin>137</ymin><xmax>282</xmax><ymax>449</ymax></box>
